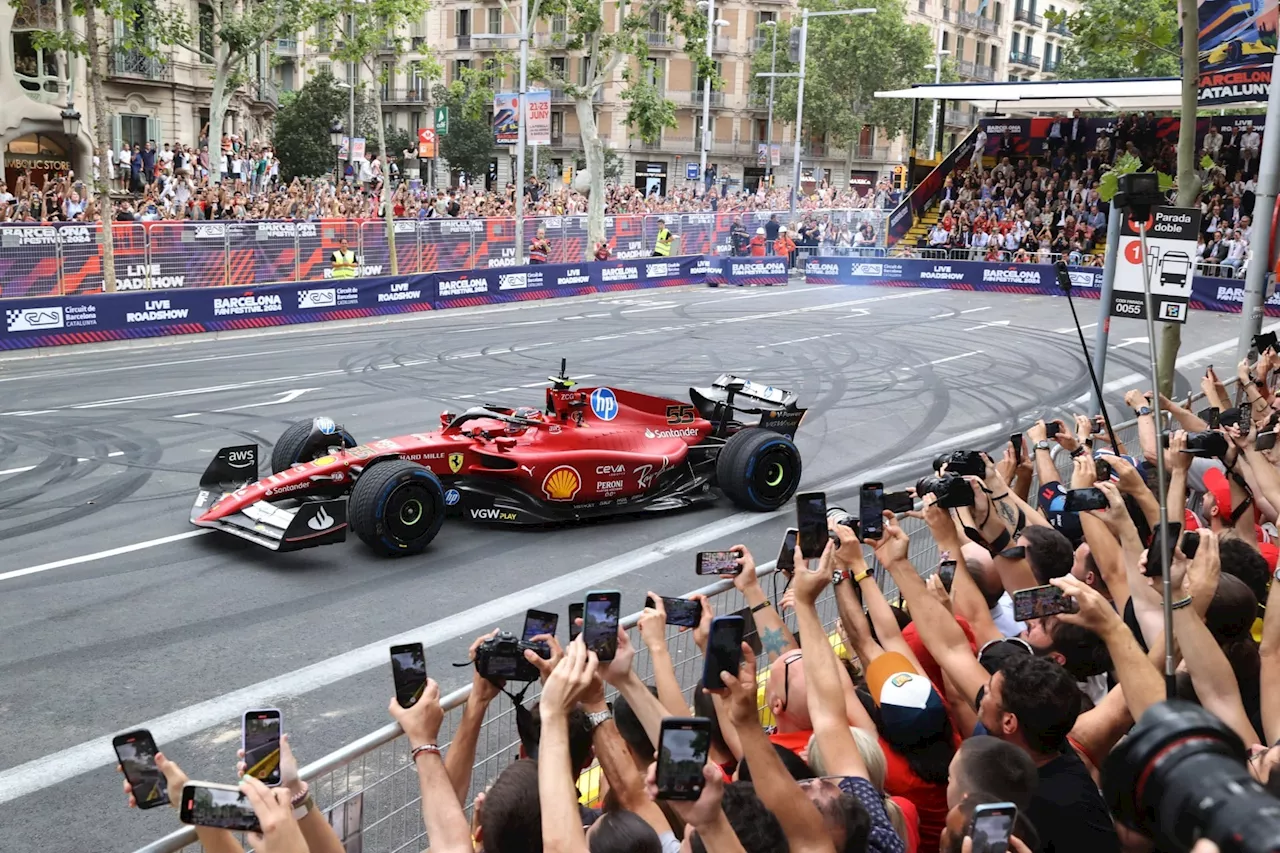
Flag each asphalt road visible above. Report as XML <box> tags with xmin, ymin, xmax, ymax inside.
<box><xmin>0</xmin><ymin>281</ymin><xmax>1261</xmax><ymax>851</ymax></box>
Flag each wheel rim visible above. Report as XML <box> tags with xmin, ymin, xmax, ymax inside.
<box><xmin>385</xmin><ymin>482</ymin><xmax>434</xmax><ymax>543</ymax></box>
<box><xmin>753</xmin><ymin>447</ymin><xmax>797</xmax><ymax>502</ymax></box>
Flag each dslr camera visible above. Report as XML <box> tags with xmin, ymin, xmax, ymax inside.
<box><xmin>941</xmin><ymin>450</ymin><xmax>987</xmax><ymax>477</ymax></box>
<box><xmin>1162</xmin><ymin>430</ymin><xmax>1230</xmax><ymax>458</ymax></box>
<box><xmin>473</xmin><ymin>631</ymin><xmax>550</xmax><ymax>683</ymax></box>
<box><xmin>916</xmin><ymin>474</ymin><xmax>976</xmax><ymax>509</ymax></box>
<box><xmin>1104</xmin><ymin>700</ymin><xmax>1280</xmax><ymax>853</ymax></box>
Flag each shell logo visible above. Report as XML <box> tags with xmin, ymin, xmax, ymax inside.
<box><xmin>541</xmin><ymin>465</ymin><xmax>582</xmax><ymax>501</ymax></box>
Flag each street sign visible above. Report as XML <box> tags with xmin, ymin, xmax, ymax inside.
<box><xmin>434</xmin><ymin>106</ymin><xmax>449</xmax><ymax>136</ymax></box>
<box><xmin>686</xmin><ymin>162</ymin><xmax>699</xmax><ymax>180</ymax></box>
<box><xmin>1110</xmin><ymin>205</ymin><xmax>1201</xmax><ymax>325</ymax></box>
<box><xmin>417</xmin><ymin>128</ymin><xmax>436</xmax><ymax>159</ymax></box>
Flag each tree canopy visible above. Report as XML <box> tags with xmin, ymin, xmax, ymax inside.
<box><xmin>1052</xmin><ymin>0</ymin><xmax>1180</xmax><ymax>79</ymax></box>
<box><xmin>272</xmin><ymin>69</ymin><xmax>350</xmax><ymax>180</ymax></box>
<box><xmin>434</xmin><ymin>66</ymin><xmax>505</xmax><ymax>183</ymax></box>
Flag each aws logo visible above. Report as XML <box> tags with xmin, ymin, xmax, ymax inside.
<box><xmin>541</xmin><ymin>465</ymin><xmax>582</xmax><ymax>501</ymax></box>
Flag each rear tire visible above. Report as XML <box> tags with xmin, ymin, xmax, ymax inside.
<box><xmin>271</xmin><ymin>419</ymin><xmax>357</xmax><ymax>474</ymax></box>
<box><xmin>349</xmin><ymin>460</ymin><xmax>445</xmax><ymax>557</ymax></box>
<box><xmin>716</xmin><ymin>428</ymin><xmax>802</xmax><ymax>511</ymax></box>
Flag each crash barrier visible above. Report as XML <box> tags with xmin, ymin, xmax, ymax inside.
<box><xmin>0</xmin><ymin>209</ymin><xmax>889</xmax><ymax>300</ymax></box>
<box><xmin>0</xmin><ymin>254</ymin><xmax>794</xmax><ymax>352</ymax></box>
<box><xmin>804</xmin><ymin>254</ymin><xmax>1271</xmax><ymax>317</ymax></box>
<box><xmin>136</xmin><ymin>396</ymin><xmax>1183</xmax><ymax>853</ymax></box>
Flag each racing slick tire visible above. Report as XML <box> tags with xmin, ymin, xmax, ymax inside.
<box><xmin>349</xmin><ymin>459</ymin><xmax>446</xmax><ymax>557</ymax></box>
<box><xmin>271</xmin><ymin>419</ymin><xmax>357</xmax><ymax>475</ymax></box>
<box><xmin>716</xmin><ymin>427</ymin><xmax>802</xmax><ymax>511</ymax></box>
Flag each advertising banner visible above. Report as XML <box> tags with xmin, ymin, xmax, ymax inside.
<box><xmin>1196</xmin><ymin>0</ymin><xmax>1276</xmax><ymax>106</ymax></box>
<box><xmin>493</xmin><ymin>93</ymin><xmax>520</xmax><ymax>144</ymax></box>
<box><xmin>526</xmin><ymin>91</ymin><xmax>552</xmax><ymax>145</ymax></box>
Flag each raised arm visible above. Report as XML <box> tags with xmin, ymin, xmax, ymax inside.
<box><xmin>1261</xmin><ymin>566</ymin><xmax>1280</xmax><ymax>745</ymax></box>
<box><xmin>388</xmin><ymin>680</ymin><xmax>474</xmax><ymax>853</ymax></box>
<box><xmin>121</xmin><ymin>754</ymin><xmax>244</xmax><ymax>853</ymax></box>
<box><xmin>1027</xmin><ymin>419</ymin><xmax>1062</xmax><ymax>488</ymax></box>
<box><xmin>1073</xmin><ymin>456</ymin><xmax>1131</xmax><ymax>614</ymax></box>
<box><xmin>534</xmin><ymin>640</ymin><xmax>598</xmax><ymax>853</ymax></box>
<box><xmin>638</xmin><ymin>595</ymin><xmax>694</xmax><ymax>715</ymax></box>
<box><xmin>444</xmin><ymin>630</ymin><xmax>505</xmax><ymax>805</ymax></box>
<box><xmin>731</xmin><ymin>545</ymin><xmax>800</xmax><ymax>662</ymax></box>
<box><xmin>921</xmin><ymin>502</ymin><xmax>1001</xmax><ymax>645</ymax></box>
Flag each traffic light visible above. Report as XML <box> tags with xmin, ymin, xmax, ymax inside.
<box><xmin>788</xmin><ymin>27</ymin><xmax>802</xmax><ymax>62</ymax></box>
<box><xmin>893</xmin><ymin>165</ymin><xmax>907</xmax><ymax>192</ymax></box>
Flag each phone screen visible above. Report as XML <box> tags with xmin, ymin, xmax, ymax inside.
<box><xmin>390</xmin><ymin>644</ymin><xmax>427</xmax><ymax>709</ymax></box>
<box><xmin>859</xmin><ymin>482</ymin><xmax>885</xmax><ymax>540</ymax></box>
<box><xmin>1011</xmin><ymin>585</ymin><xmax>1080</xmax><ymax>621</ymax></box>
<box><xmin>1045</xmin><ymin>421</ymin><xmax>1061</xmax><ymax>439</ymax></box>
<box><xmin>969</xmin><ymin>803</ymin><xmax>1017</xmax><ymax>853</ymax></box>
<box><xmin>584</xmin><ymin>592</ymin><xmax>621</xmax><ymax>661</ymax></box>
<box><xmin>938</xmin><ymin>560</ymin><xmax>956</xmax><ymax>593</ymax></box>
<box><xmin>568</xmin><ymin>603</ymin><xmax>584</xmax><ymax>641</ymax></box>
<box><xmin>181</xmin><ymin>783</ymin><xmax>261</xmax><ymax>832</ymax></box>
<box><xmin>1197</xmin><ymin>407</ymin><xmax>1221</xmax><ymax>429</ymax></box>
<box><xmin>1063</xmin><ymin>487</ymin><xmax>1109</xmax><ymax>512</ymax></box>
<box><xmin>1150</xmin><ymin>522</ymin><xmax>1183</xmax><ymax>578</ymax></box>
<box><xmin>796</xmin><ymin>492</ymin><xmax>829</xmax><ymax>559</ymax></box>
<box><xmin>522</xmin><ymin>609</ymin><xmax>559</xmax><ymax>641</ymax></box>
<box><xmin>661</xmin><ymin>597</ymin><xmax>703</xmax><ymax>628</ymax></box>
<box><xmin>1259</xmin><ymin>431</ymin><xmax>1279</xmax><ymax>452</ymax></box>
<box><xmin>656</xmin><ymin>718</ymin><xmax>712</xmax><ymax>800</ymax></box>
<box><xmin>883</xmin><ymin>491</ymin><xmax>914</xmax><ymax>515</ymax></box>
<box><xmin>1010</xmin><ymin>433</ymin><xmax>1023</xmax><ymax>465</ymax></box>
<box><xmin>242</xmin><ymin>710</ymin><xmax>282</xmax><ymax>786</ymax></box>
<box><xmin>702</xmin><ymin>616</ymin><xmax>745</xmax><ymax>689</ymax></box>
<box><xmin>695</xmin><ymin>550</ymin><xmax>742</xmax><ymax>575</ymax></box>
<box><xmin>776</xmin><ymin>528</ymin><xmax>798</xmax><ymax>573</ymax></box>
<box><xmin>113</xmin><ymin>730</ymin><xmax>169</xmax><ymax>809</ymax></box>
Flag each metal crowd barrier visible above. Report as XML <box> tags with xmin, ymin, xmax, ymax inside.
<box><xmin>133</xmin><ymin>377</ymin><xmax>1226</xmax><ymax>853</ymax></box>
<box><xmin>0</xmin><ymin>208</ymin><xmax>891</xmax><ymax>300</ymax></box>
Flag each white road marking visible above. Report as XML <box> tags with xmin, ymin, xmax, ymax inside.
<box><xmin>928</xmin><ymin>350</ymin><xmax>984</xmax><ymax>366</ymax></box>
<box><xmin>756</xmin><ymin>333</ymin><xmax>842</xmax><ymax>349</ymax></box>
<box><xmin>619</xmin><ymin>304</ymin><xmax>678</xmax><ymax>314</ymax></box>
<box><xmin>0</xmin><ymin>530</ymin><xmax>210</xmax><ymax>583</ymax></box>
<box><xmin>930</xmin><ymin>313</ymin><xmax>952</xmax><ymax>319</ymax></box>
<box><xmin>0</xmin><ymin>423</ymin><xmax>1011</xmax><ymax>802</ymax></box>
<box><xmin>0</xmin><ymin>450</ymin><xmax>127</xmax><ymax>477</ymax></box>
<box><xmin>959</xmin><ymin>306</ymin><xmax>992</xmax><ymax>314</ymax></box>
<box><xmin>5</xmin><ymin>370</ymin><xmax>344</xmax><ymax>414</ymax></box>
<box><xmin>459</xmin><ymin>375</ymin><xmax>595</xmax><ymax>400</ymax></box>
<box><xmin>173</xmin><ymin>388</ymin><xmax>319</xmax><ymax>419</ymax></box>
<box><xmin>1056</xmin><ymin>323</ymin><xmax>1098</xmax><ymax>334</ymax></box>
<box><xmin>5</xmin><ymin>410</ymin><xmax>56</xmax><ymax>417</ymax></box>
<box><xmin>962</xmin><ymin>320</ymin><xmax>1012</xmax><ymax>332</ymax></box>
<box><xmin>1110</xmin><ymin>336</ymin><xmax>1149</xmax><ymax>350</ymax></box>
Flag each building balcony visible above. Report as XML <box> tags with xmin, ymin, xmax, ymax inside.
<box><xmin>956</xmin><ymin>60</ymin><xmax>996</xmax><ymax>81</ymax></box>
<box><xmin>957</xmin><ymin>11</ymin><xmax>999</xmax><ymax>33</ymax></box>
<box><xmin>1046</xmin><ymin>19</ymin><xmax>1070</xmax><ymax>34</ymax></box>
<box><xmin>411</xmin><ymin>36</ymin><xmax>428</xmax><ymax>51</ymax></box>
<box><xmin>255</xmin><ymin>77</ymin><xmax>279</xmax><ymax>107</ymax></box>
<box><xmin>647</xmin><ymin>31</ymin><xmax>674</xmax><ymax>48</ymax></box>
<box><xmin>851</xmin><ymin>144</ymin><xmax>894</xmax><ymax>160</ymax></box>
<box><xmin>1009</xmin><ymin>50</ymin><xmax>1040</xmax><ymax>67</ymax></box>
<box><xmin>108</xmin><ymin>46</ymin><xmax>172</xmax><ymax>81</ymax></box>
<box><xmin>691</xmin><ymin>89</ymin><xmax>726</xmax><ymax>107</ymax></box>
<box><xmin>711</xmin><ymin>35</ymin><xmax>732</xmax><ymax>52</ymax></box>
<box><xmin>1013</xmin><ymin>7</ymin><xmax>1042</xmax><ymax>25</ymax></box>
<box><xmin>455</xmin><ymin>35</ymin><xmax>471</xmax><ymax>49</ymax></box>
<box><xmin>941</xmin><ymin>6</ymin><xmax>952</xmax><ymax>20</ymax></box>
<box><xmin>549</xmin><ymin>132</ymin><xmax>582</xmax><ymax>148</ymax></box>
<box><xmin>276</xmin><ymin>38</ymin><xmax>298</xmax><ymax>53</ymax></box>
<box><xmin>548</xmin><ymin>88</ymin><xmax>603</xmax><ymax>103</ymax></box>
<box><xmin>383</xmin><ymin>87</ymin><xmax>429</xmax><ymax>104</ymax></box>
<box><xmin>1042</xmin><ymin>56</ymin><xmax>1059</xmax><ymax>72</ymax></box>
<box><xmin>533</xmin><ymin>31</ymin><xmax>569</xmax><ymax>48</ymax></box>
<box><xmin>802</xmin><ymin>141</ymin><xmax>826</xmax><ymax>157</ymax></box>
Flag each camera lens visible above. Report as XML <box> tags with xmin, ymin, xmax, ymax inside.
<box><xmin>1102</xmin><ymin>701</ymin><xmax>1280</xmax><ymax>853</ymax></box>
<box><xmin>827</xmin><ymin>506</ymin><xmax>855</xmax><ymax>527</ymax></box>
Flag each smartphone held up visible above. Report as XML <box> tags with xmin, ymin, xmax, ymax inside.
<box><xmin>241</xmin><ymin>709</ymin><xmax>282</xmax><ymax>786</ymax></box>
<box><xmin>655</xmin><ymin>717</ymin><xmax>713</xmax><ymax>801</ymax></box>
<box><xmin>113</xmin><ymin>730</ymin><xmax>169</xmax><ymax>809</ymax></box>
<box><xmin>583</xmin><ymin>590</ymin><xmax>621</xmax><ymax>661</ymax></box>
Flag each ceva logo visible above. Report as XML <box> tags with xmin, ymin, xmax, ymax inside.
<box><xmin>590</xmin><ymin>388</ymin><xmax>619</xmax><ymax>421</ymax></box>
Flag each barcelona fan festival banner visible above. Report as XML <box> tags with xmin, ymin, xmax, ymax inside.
<box><xmin>1197</xmin><ymin>0</ymin><xmax>1276</xmax><ymax>105</ymax></box>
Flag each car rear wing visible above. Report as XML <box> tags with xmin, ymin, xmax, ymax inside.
<box><xmin>689</xmin><ymin>375</ymin><xmax>806</xmax><ymax>437</ymax></box>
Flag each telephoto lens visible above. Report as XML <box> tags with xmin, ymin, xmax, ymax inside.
<box><xmin>1102</xmin><ymin>701</ymin><xmax>1280</xmax><ymax>853</ymax></box>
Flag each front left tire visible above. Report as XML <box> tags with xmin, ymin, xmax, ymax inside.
<box><xmin>348</xmin><ymin>460</ymin><xmax>446</xmax><ymax>557</ymax></box>
<box><xmin>716</xmin><ymin>427</ymin><xmax>803</xmax><ymax>511</ymax></box>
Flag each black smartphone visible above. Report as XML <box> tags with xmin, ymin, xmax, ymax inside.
<box><xmin>1181</xmin><ymin>530</ymin><xmax>1201</xmax><ymax>560</ymax></box>
<box><xmin>647</xmin><ymin>595</ymin><xmax>703</xmax><ymax>628</ymax></box>
<box><xmin>1010</xmin><ymin>433</ymin><xmax>1023</xmax><ymax>465</ymax></box>
<box><xmin>180</xmin><ymin>782</ymin><xmax>260</xmax><ymax>832</ymax></box>
<box><xmin>1095</xmin><ymin>458</ymin><xmax>1113</xmax><ymax>482</ymax></box>
<box><xmin>702</xmin><ymin>615</ymin><xmax>746</xmax><ymax>689</ymax></box>
<box><xmin>1147</xmin><ymin>522</ymin><xmax>1183</xmax><ymax>578</ymax></box>
<box><xmin>998</xmin><ymin>545</ymin><xmax>1027</xmax><ymax>560</ymax></box>
<box><xmin>859</xmin><ymin>482</ymin><xmax>885</xmax><ymax>540</ymax></box>
<box><xmin>969</xmin><ymin>801</ymin><xmax>1018</xmax><ymax>853</ymax></box>
<box><xmin>1198</xmin><ymin>406</ymin><xmax>1222</xmax><ymax>429</ymax></box>
<box><xmin>938</xmin><ymin>560</ymin><xmax>956</xmax><ymax>593</ymax></box>
<box><xmin>796</xmin><ymin>492</ymin><xmax>829</xmax><ymax>559</ymax></box>
<box><xmin>884</xmin><ymin>491</ymin><xmax>915</xmax><ymax>515</ymax></box>
<box><xmin>523</xmin><ymin>609</ymin><xmax>559</xmax><ymax>641</ymax></box>
<box><xmin>655</xmin><ymin>717</ymin><xmax>712</xmax><ymax>801</ymax></box>
<box><xmin>242</xmin><ymin>709</ymin><xmax>282</xmax><ymax>786</ymax></box>
<box><xmin>1011</xmin><ymin>584</ymin><xmax>1080</xmax><ymax>621</ymax></box>
<box><xmin>732</xmin><ymin>605</ymin><xmax>764</xmax><ymax>657</ymax></box>
<box><xmin>1253</xmin><ymin>331</ymin><xmax>1278</xmax><ymax>354</ymax></box>
<box><xmin>1045</xmin><ymin>421</ymin><xmax>1061</xmax><ymax>439</ymax></box>
<box><xmin>776</xmin><ymin>528</ymin><xmax>798</xmax><ymax>574</ymax></box>
<box><xmin>1259</xmin><ymin>431</ymin><xmax>1278</xmax><ymax>452</ymax></box>
<box><xmin>390</xmin><ymin>643</ymin><xmax>427</xmax><ymax>709</ymax></box>
<box><xmin>568</xmin><ymin>603</ymin><xmax>584</xmax><ymax>641</ymax></box>
<box><xmin>583</xmin><ymin>590</ymin><xmax>621</xmax><ymax>661</ymax></box>
<box><xmin>695</xmin><ymin>550</ymin><xmax>743</xmax><ymax>575</ymax></box>
<box><xmin>113</xmin><ymin>729</ymin><xmax>169</xmax><ymax>809</ymax></box>
<box><xmin>1063</xmin><ymin>487</ymin><xmax>1109</xmax><ymax>512</ymax></box>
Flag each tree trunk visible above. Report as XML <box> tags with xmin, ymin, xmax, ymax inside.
<box><xmin>1156</xmin><ymin>0</ymin><xmax>1205</xmax><ymax>395</ymax></box>
<box><xmin>575</xmin><ymin>96</ymin><xmax>605</xmax><ymax>260</ymax></box>
<box><xmin>372</xmin><ymin>83</ymin><xmax>398</xmax><ymax>275</ymax></box>
<box><xmin>208</xmin><ymin>46</ymin><xmax>230</xmax><ymax>185</ymax></box>
<box><xmin>83</xmin><ymin>0</ymin><xmax>116</xmax><ymax>293</ymax></box>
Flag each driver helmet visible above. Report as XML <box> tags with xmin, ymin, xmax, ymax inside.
<box><xmin>507</xmin><ymin>406</ymin><xmax>543</xmax><ymax>434</ymax></box>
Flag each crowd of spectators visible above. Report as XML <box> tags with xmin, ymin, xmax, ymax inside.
<box><xmin>909</xmin><ymin>111</ymin><xmax>1265</xmax><ymax>277</ymax></box>
<box><xmin>123</xmin><ymin>352</ymin><xmax>1280</xmax><ymax>853</ymax></box>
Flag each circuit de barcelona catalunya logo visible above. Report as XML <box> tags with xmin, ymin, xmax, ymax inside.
<box><xmin>6</xmin><ymin>307</ymin><xmax>64</xmax><ymax>332</ymax></box>
<box><xmin>590</xmin><ymin>388</ymin><xmax>619</xmax><ymax>420</ymax></box>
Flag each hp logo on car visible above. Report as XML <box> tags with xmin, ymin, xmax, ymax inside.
<box><xmin>444</xmin><ymin>488</ymin><xmax>460</xmax><ymax>506</ymax></box>
<box><xmin>590</xmin><ymin>388</ymin><xmax>619</xmax><ymax>421</ymax></box>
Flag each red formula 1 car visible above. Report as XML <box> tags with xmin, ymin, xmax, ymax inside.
<box><xmin>190</xmin><ymin>364</ymin><xmax>806</xmax><ymax>557</ymax></box>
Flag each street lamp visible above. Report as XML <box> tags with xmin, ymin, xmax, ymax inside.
<box><xmin>758</xmin><ymin>20</ymin><xmax>777</xmax><ymax>185</ymax></box>
<box><xmin>473</xmin><ymin>0</ymin><xmax>529</xmax><ymax>264</ymax></box>
<box><xmin>60</xmin><ymin>105</ymin><xmax>81</xmax><ymax>138</ymax></box>
<box><xmin>695</xmin><ymin>0</ymin><xmax>729</xmax><ymax>193</ymax></box>
<box><xmin>786</xmin><ymin>6</ymin><xmax>876</xmax><ymax>218</ymax></box>
<box><xmin>330</xmin><ymin>119</ymin><xmax>344</xmax><ymax>183</ymax></box>
<box><xmin>336</xmin><ymin>78</ymin><xmax>355</xmax><ymax>182</ymax></box>
<box><xmin>927</xmin><ymin>40</ymin><xmax>951</xmax><ymax>160</ymax></box>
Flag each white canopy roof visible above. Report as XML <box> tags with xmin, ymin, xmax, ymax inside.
<box><xmin>874</xmin><ymin>78</ymin><xmax>1205</xmax><ymax>114</ymax></box>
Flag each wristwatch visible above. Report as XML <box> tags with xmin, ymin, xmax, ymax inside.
<box><xmin>1138</xmin><ymin>406</ymin><xmax>1152</xmax><ymax>416</ymax></box>
<box><xmin>832</xmin><ymin>567</ymin><xmax>851</xmax><ymax>585</ymax></box>
<box><xmin>585</xmin><ymin>708</ymin><xmax>613</xmax><ymax>732</ymax></box>
<box><xmin>1034</xmin><ymin>439</ymin><xmax>1052</xmax><ymax>452</ymax></box>
<box><xmin>853</xmin><ymin>569</ymin><xmax>873</xmax><ymax>583</ymax></box>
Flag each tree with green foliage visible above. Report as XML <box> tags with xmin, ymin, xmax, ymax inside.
<box><xmin>748</xmin><ymin>0</ymin><xmax>932</xmax><ymax>169</ymax></box>
<box><xmin>1053</xmin><ymin>0</ymin><xmax>1179</xmax><ymax>79</ymax></box>
<box><xmin>434</xmin><ymin>62</ymin><xmax>505</xmax><ymax>184</ymax></box>
<box><xmin>1048</xmin><ymin>0</ymin><xmax>1199</xmax><ymax>394</ymax></box>
<box><xmin>272</xmin><ymin>68</ymin><xmax>349</xmax><ymax>180</ymax></box>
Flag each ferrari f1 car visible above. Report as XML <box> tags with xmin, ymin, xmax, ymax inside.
<box><xmin>190</xmin><ymin>364</ymin><xmax>807</xmax><ymax>557</ymax></box>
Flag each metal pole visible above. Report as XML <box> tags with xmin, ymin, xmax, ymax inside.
<box><xmin>908</xmin><ymin>96</ymin><xmax>919</xmax><ymax>192</ymax></box>
<box><xmin>789</xmin><ymin>9</ymin><xmax>808</xmax><ymax>220</ymax></box>
<box><xmin>699</xmin><ymin>0</ymin><xmax>714</xmax><ymax>194</ymax></box>
<box><xmin>928</xmin><ymin>31</ymin><xmax>942</xmax><ymax>160</ymax></box>
<box><xmin>1090</xmin><ymin>208</ymin><xmax>1123</xmax><ymax>414</ymax></box>
<box><xmin>347</xmin><ymin>75</ymin><xmax>355</xmax><ymax>180</ymax></box>
<box><xmin>514</xmin><ymin>0</ymin><xmax>529</xmax><ymax>265</ymax></box>
<box><xmin>1236</xmin><ymin>53</ymin><xmax>1280</xmax><ymax>364</ymax></box>
<box><xmin>766</xmin><ymin>24</ymin><xmax>776</xmax><ymax>185</ymax></box>
<box><xmin>1139</xmin><ymin>221</ymin><xmax>1176</xmax><ymax>699</ymax></box>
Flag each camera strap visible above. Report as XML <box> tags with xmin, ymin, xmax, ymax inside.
<box><xmin>1223</xmin><ymin>459</ymin><xmax>1256</xmax><ymax>526</ymax></box>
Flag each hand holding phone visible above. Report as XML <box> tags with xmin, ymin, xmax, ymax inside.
<box><xmin>796</xmin><ymin>492</ymin><xmax>829</xmax><ymax>559</ymax></box>
<box><xmin>859</xmin><ymin>482</ymin><xmax>885</xmax><ymax>540</ymax></box>
<box><xmin>695</xmin><ymin>550</ymin><xmax>743</xmax><ymax>575</ymax></box>
<box><xmin>702</xmin><ymin>616</ymin><xmax>746</xmax><ymax>689</ymax></box>
<box><xmin>776</xmin><ymin>528</ymin><xmax>799</xmax><ymax>574</ymax></box>
<box><xmin>113</xmin><ymin>730</ymin><xmax>169</xmax><ymax>809</ymax></box>
<box><xmin>937</xmin><ymin>560</ymin><xmax>956</xmax><ymax>593</ymax></box>
<box><xmin>1011</xmin><ymin>585</ymin><xmax>1080</xmax><ymax>621</ymax></box>
<box><xmin>655</xmin><ymin>718</ymin><xmax>713</xmax><ymax>800</ymax></box>
<box><xmin>968</xmin><ymin>802</ymin><xmax>1018</xmax><ymax>853</ymax></box>
<box><xmin>647</xmin><ymin>595</ymin><xmax>703</xmax><ymax>628</ymax></box>
<box><xmin>568</xmin><ymin>603</ymin><xmax>584</xmax><ymax>641</ymax></box>
<box><xmin>180</xmin><ymin>782</ymin><xmax>260</xmax><ymax>831</ymax></box>
<box><xmin>241</xmin><ymin>709</ymin><xmax>282</xmax><ymax>786</ymax></box>
<box><xmin>1010</xmin><ymin>433</ymin><xmax>1023</xmax><ymax>465</ymax></box>
<box><xmin>390</xmin><ymin>643</ymin><xmax>427</xmax><ymax>708</ymax></box>
<box><xmin>523</xmin><ymin>609</ymin><xmax>559</xmax><ymax>641</ymax></box>
<box><xmin>1063</xmin><ymin>487</ymin><xmax>1109</xmax><ymax>512</ymax></box>
<box><xmin>583</xmin><ymin>590</ymin><xmax>621</xmax><ymax>661</ymax></box>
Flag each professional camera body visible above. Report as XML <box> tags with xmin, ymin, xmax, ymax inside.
<box><xmin>1103</xmin><ymin>700</ymin><xmax>1280</xmax><ymax>853</ymax></box>
<box><xmin>916</xmin><ymin>474</ymin><xmax>976</xmax><ymax>509</ymax></box>
<box><xmin>474</xmin><ymin>631</ymin><xmax>550</xmax><ymax>683</ymax></box>
<box><xmin>1161</xmin><ymin>430</ymin><xmax>1230</xmax><ymax>458</ymax></box>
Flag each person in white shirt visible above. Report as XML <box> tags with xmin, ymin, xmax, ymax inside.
<box><xmin>359</xmin><ymin>154</ymin><xmax>375</xmax><ymax>187</ymax></box>
<box><xmin>1204</xmin><ymin>126</ymin><xmax>1223</xmax><ymax>159</ymax></box>
<box><xmin>158</xmin><ymin>143</ymin><xmax>174</xmax><ymax>175</ymax></box>
<box><xmin>1222</xmin><ymin>230</ymin><xmax>1249</xmax><ymax>277</ymax></box>
<box><xmin>118</xmin><ymin>145</ymin><xmax>132</xmax><ymax>190</ymax></box>
<box><xmin>1242</xmin><ymin>128</ymin><xmax>1261</xmax><ymax>170</ymax></box>
<box><xmin>928</xmin><ymin>223</ymin><xmax>949</xmax><ymax>248</ymax></box>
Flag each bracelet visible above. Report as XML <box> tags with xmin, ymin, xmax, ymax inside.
<box><xmin>750</xmin><ymin>600</ymin><xmax>770</xmax><ymax>613</ymax></box>
<box><xmin>292</xmin><ymin>795</ymin><xmax>315</xmax><ymax>821</ymax></box>
<box><xmin>1170</xmin><ymin>596</ymin><xmax>1194</xmax><ymax>611</ymax></box>
<box><xmin>289</xmin><ymin>781</ymin><xmax>310</xmax><ymax>808</ymax></box>
<box><xmin>410</xmin><ymin>743</ymin><xmax>442</xmax><ymax>761</ymax></box>
<box><xmin>854</xmin><ymin>570</ymin><xmax>873</xmax><ymax>583</ymax></box>
<box><xmin>991</xmin><ymin>493</ymin><xmax>1010</xmax><ymax>501</ymax></box>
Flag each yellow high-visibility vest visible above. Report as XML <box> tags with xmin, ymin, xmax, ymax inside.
<box><xmin>331</xmin><ymin>249</ymin><xmax>357</xmax><ymax>278</ymax></box>
<box><xmin>654</xmin><ymin>228</ymin><xmax>673</xmax><ymax>256</ymax></box>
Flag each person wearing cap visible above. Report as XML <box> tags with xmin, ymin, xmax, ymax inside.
<box><xmin>774</xmin><ymin>227</ymin><xmax>797</xmax><ymax>268</ymax></box>
<box><xmin>749</xmin><ymin>227</ymin><xmax>767</xmax><ymax>256</ymax></box>
<box><xmin>652</xmin><ymin>218</ymin><xmax>673</xmax><ymax>256</ymax></box>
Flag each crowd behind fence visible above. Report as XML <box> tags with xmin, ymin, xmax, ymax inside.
<box><xmin>132</xmin><ymin>387</ymin><xmax>1199</xmax><ymax>853</ymax></box>
<box><xmin>0</xmin><ymin>209</ymin><xmax>890</xmax><ymax>300</ymax></box>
